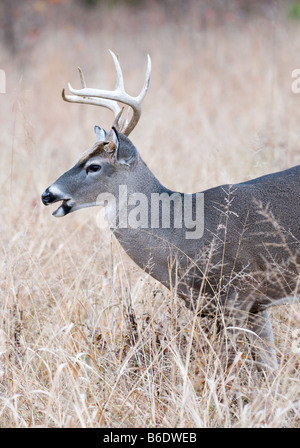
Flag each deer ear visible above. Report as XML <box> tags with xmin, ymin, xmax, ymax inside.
<box><xmin>102</xmin><ymin>127</ymin><xmax>119</xmax><ymax>156</ymax></box>
<box><xmin>113</xmin><ymin>128</ymin><xmax>137</xmax><ymax>166</ymax></box>
<box><xmin>103</xmin><ymin>127</ymin><xmax>136</xmax><ymax>166</ymax></box>
<box><xmin>94</xmin><ymin>126</ymin><xmax>107</xmax><ymax>142</ymax></box>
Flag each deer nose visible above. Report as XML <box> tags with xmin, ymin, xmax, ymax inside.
<box><xmin>41</xmin><ymin>189</ymin><xmax>55</xmax><ymax>205</ymax></box>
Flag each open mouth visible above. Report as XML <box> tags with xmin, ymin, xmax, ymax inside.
<box><xmin>52</xmin><ymin>199</ymin><xmax>73</xmax><ymax>217</ymax></box>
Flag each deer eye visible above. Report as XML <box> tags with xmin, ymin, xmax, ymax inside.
<box><xmin>86</xmin><ymin>164</ymin><xmax>101</xmax><ymax>174</ymax></box>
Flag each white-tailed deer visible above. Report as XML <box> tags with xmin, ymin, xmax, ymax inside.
<box><xmin>42</xmin><ymin>51</ymin><xmax>300</xmax><ymax>374</ymax></box>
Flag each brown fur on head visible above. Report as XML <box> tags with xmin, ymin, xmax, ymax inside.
<box><xmin>78</xmin><ymin>129</ymin><xmax>118</xmax><ymax>165</ymax></box>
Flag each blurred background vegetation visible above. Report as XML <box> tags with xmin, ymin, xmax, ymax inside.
<box><xmin>1</xmin><ymin>0</ymin><xmax>300</xmax><ymax>428</ymax></box>
<box><xmin>2</xmin><ymin>0</ymin><xmax>300</xmax><ymax>57</ymax></box>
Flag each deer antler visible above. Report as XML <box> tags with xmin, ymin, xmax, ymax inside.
<box><xmin>62</xmin><ymin>50</ymin><xmax>151</xmax><ymax>136</ymax></box>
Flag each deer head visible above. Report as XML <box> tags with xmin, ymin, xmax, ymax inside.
<box><xmin>41</xmin><ymin>50</ymin><xmax>151</xmax><ymax>217</ymax></box>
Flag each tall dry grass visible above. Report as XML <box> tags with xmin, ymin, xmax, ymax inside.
<box><xmin>0</xmin><ymin>1</ymin><xmax>299</xmax><ymax>427</ymax></box>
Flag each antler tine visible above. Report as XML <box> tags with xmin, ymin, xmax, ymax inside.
<box><xmin>78</xmin><ymin>67</ymin><xmax>87</xmax><ymax>88</ymax></box>
<box><xmin>109</xmin><ymin>50</ymin><xmax>125</xmax><ymax>91</ymax></box>
<box><xmin>62</xmin><ymin>89</ymin><xmax>121</xmax><ymax>116</ymax></box>
<box><xmin>62</xmin><ymin>67</ymin><xmax>121</xmax><ymax>116</ymax></box>
<box><xmin>63</xmin><ymin>50</ymin><xmax>151</xmax><ymax>136</ymax></box>
<box><xmin>138</xmin><ymin>53</ymin><xmax>151</xmax><ymax>102</ymax></box>
<box><xmin>123</xmin><ymin>53</ymin><xmax>151</xmax><ymax>135</ymax></box>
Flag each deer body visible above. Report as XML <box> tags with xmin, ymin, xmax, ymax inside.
<box><xmin>111</xmin><ymin>161</ymin><xmax>300</xmax><ymax>312</ymax></box>
<box><xmin>42</xmin><ymin>51</ymin><xmax>300</xmax><ymax>373</ymax></box>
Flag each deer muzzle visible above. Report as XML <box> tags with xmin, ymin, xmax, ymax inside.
<box><xmin>41</xmin><ymin>188</ymin><xmax>55</xmax><ymax>205</ymax></box>
<box><xmin>41</xmin><ymin>187</ymin><xmax>73</xmax><ymax>217</ymax></box>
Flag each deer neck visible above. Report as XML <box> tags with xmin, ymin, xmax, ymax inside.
<box><xmin>104</xmin><ymin>156</ymin><xmax>182</xmax><ymax>286</ymax></box>
<box><xmin>105</xmin><ymin>155</ymin><xmax>171</xmax><ymax>228</ymax></box>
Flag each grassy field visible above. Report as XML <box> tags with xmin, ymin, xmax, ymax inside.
<box><xmin>0</xmin><ymin>0</ymin><xmax>300</xmax><ymax>427</ymax></box>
